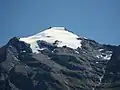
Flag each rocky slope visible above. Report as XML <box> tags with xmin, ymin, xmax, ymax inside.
<box><xmin>0</xmin><ymin>27</ymin><xmax>119</xmax><ymax>90</ymax></box>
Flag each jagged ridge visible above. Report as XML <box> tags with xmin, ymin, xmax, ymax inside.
<box><xmin>0</xmin><ymin>27</ymin><xmax>119</xmax><ymax>90</ymax></box>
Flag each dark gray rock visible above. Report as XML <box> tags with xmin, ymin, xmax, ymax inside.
<box><xmin>0</xmin><ymin>37</ymin><xmax>119</xmax><ymax>90</ymax></box>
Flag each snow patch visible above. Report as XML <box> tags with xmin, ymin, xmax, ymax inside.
<box><xmin>96</xmin><ymin>54</ymin><xmax>112</xmax><ymax>60</ymax></box>
<box><xmin>39</xmin><ymin>48</ymin><xmax>46</xmax><ymax>51</ymax></box>
<box><xmin>96</xmin><ymin>62</ymin><xmax>99</xmax><ymax>64</ymax></box>
<box><xmin>103</xmin><ymin>54</ymin><xmax>112</xmax><ymax>60</ymax></box>
<box><xmin>96</xmin><ymin>51</ymin><xmax>112</xmax><ymax>60</ymax></box>
<box><xmin>30</xmin><ymin>42</ymin><xmax>40</xmax><ymax>54</ymax></box>
<box><xmin>99</xmin><ymin>49</ymin><xmax>104</xmax><ymax>52</ymax></box>
<box><xmin>75</xmin><ymin>50</ymin><xmax>79</xmax><ymax>54</ymax></box>
<box><xmin>22</xmin><ymin>50</ymin><xmax>26</xmax><ymax>53</ymax></box>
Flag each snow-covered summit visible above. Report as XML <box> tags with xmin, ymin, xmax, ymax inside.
<box><xmin>20</xmin><ymin>27</ymin><xmax>82</xmax><ymax>53</ymax></box>
<box><xmin>48</xmin><ymin>27</ymin><xmax>67</xmax><ymax>30</ymax></box>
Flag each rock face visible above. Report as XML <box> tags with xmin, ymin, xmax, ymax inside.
<box><xmin>0</xmin><ymin>28</ymin><xmax>119</xmax><ymax>90</ymax></box>
<box><xmin>99</xmin><ymin>46</ymin><xmax>120</xmax><ymax>90</ymax></box>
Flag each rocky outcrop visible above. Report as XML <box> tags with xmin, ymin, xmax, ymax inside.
<box><xmin>99</xmin><ymin>46</ymin><xmax>120</xmax><ymax>90</ymax></box>
<box><xmin>0</xmin><ymin>37</ymin><xmax>119</xmax><ymax>90</ymax></box>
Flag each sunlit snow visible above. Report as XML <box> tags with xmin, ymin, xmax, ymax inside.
<box><xmin>98</xmin><ymin>49</ymin><xmax>104</xmax><ymax>52</ymax></box>
<box><xmin>96</xmin><ymin>51</ymin><xmax>112</xmax><ymax>60</ymax></box>
<box><xmin>20</xmin><ymin>27</ymin><xmax>82</xmax><ymax>53</ymax></box>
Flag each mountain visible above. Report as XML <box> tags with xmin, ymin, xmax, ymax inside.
<box><xmin>0</xmin><ymin>27</ymin><xmax>119</xmax><ymax>90</ymax></box>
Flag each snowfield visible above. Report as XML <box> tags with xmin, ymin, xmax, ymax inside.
<box><xmin>20</xmin><ymin>27</ymin><xmax>82</xmax><ymax>53</ymax></box>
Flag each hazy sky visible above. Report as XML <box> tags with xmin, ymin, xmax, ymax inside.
<box><xmin>0</xmin><ymin>0</ymin><xmax>120</xmax><ymax>46</ymax></box>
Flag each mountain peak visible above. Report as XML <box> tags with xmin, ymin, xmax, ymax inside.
<box><xmin>48</xmin><ymin>27</ymin><xmax>67</xmax><ymax>30</ymax></box>
<box><xmin>20</xmin><ymin>27</ymin><xmax>82</xmax><ymax>53</ymax></box>
<box><xmin>1</xmin><ymin>26</ymin><xmax>119</xmax><ymax>90</ymax></box>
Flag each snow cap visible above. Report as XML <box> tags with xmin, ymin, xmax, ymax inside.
<box><xmin>20</xmin><ymin>27</ymin><xmax>82</xmax><ymax>53</ymax></box>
